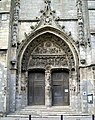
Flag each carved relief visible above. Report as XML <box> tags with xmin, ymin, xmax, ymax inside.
<box><xmin>33</xmin><ymin>41</ymin><xmax>64</xmax><ymax>55</ymax></box>
<box><xmin>29</xmin><ymin>41</ymin><xmax>68</xmax><ymax>68</ymax></box>
<box><xmin>21</xmin><ymin>33</ymin><xmax>75</xmax><ymax>71</ymax></box>
<box><xmin>29</xmin><ymin>55</ymin><xmax>68</xmax><ymax>67</ymax></box>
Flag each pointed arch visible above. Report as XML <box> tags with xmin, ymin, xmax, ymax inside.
<box><xmin>17</xmin><ymin>26</ymin><xmax>79</xmax><ymax>72</ymax></box>
<box><xmin>17</xmin><ymin>26</ymin><xmax>80</xmax><ymax>107</ymax></box>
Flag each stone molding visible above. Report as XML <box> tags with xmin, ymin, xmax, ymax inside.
<box><xmin>76</xmin><ymin>0</ymin><xmax>86</xmax><ymax>64</ymax></box>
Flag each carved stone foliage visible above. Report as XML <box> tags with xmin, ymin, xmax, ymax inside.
<box><xmin>10</xmin><ymin>0</ymin><xmax>20</xmax><ymax>68</ymax></box>
<box><xmin>21</xmin><ymin>33</ymin><xmax>75</xmax><ymax>71</ymax></box>
<box><xmin>76</xmin><ymin>0</ymin><xmax>86</xmax><ymax>64</ymax></box>
<box><xmin>76</xmin><ymin>0</ymin><xmax>84</xmax><ymax>45</ymax></box>
<box><xmin>11</xmin><ymin>0</ymin><xmax>20</xmax><ymax>47</ymax></box>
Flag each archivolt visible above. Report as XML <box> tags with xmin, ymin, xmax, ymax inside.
<box><xmin>17</xmin><ymin>26</ymin><xmax>79</xmax><ymax>72</ymax></box>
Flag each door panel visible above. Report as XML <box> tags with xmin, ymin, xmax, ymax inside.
<box><xmin>52</xmin><ymin>71</ymin><xmax>69</xmax><ymax>106</ymax></box>
<box><xmin>28</xmin><ymin>71</ymin><xmax>45</xmax><ymax>105</ymax></box>
<box><xmin>33</xmin><ymin>86</ymin><xmax>45</xmax><ymax>105</ymax></box>
<box><xmin>52</xmin><ymin>85</ymin><xmax>63</xmax><ymax>106</ymax></box>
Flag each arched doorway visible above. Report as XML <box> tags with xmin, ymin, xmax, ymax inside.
<box><xmin>22</xmin><ymin>32</ymin><xmax>75</xmax><ymax>106</ymax></box>
<box><xmin>17</xmin><ymin>27</ymin><xmax>79</xmax><ymax>108</ymax></box>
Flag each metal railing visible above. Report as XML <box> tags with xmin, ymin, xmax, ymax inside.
<box><xmin>92</xmin><ymin>114</ymin><xmax>94</xmax><ymax>120</ymax></box>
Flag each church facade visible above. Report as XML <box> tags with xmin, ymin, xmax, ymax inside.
<box><xmin>0</xmin><ymin>0</ymin><xmax>95</xmax><ymax>116</ymax></box>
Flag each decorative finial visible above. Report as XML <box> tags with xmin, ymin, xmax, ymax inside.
<box><xmin>44</xmin><ymin>0</ymin><xmax>51</xmax><ymax>4</ymax></box>
<box><xmin>44</xmin><ymin>0</ymin><xmax>51</xmax><ymax>10</ymax></box>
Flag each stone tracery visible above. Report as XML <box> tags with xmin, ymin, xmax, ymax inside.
<box><xmin>21</xmin><ymin>33</ymin><xmax>75</xmax><ymax>71</ymax></box>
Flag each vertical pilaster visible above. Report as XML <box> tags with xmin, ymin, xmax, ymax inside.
<box><xmin>9</xmin><ymin>0</ymin><xmax>20</xmax><ymax>112</ymax></box>
<box><xmin>76</xmin><ymin>0</ymin><xmax>86</xmax><ymax>64</ymax></box>
<box><xmin>9</xmin><ymin>70</ymin><xmax>16</xmax><ymax>112</ymax></box>
<box><xmin>75</xmin><ymin>71</ymin><xmax>81</xmax><ymax>112</ymax></box>
<box><xmin>45</xmin><ymin>66</ymin><xmax>52</xmax><ymax>107</ymax></box>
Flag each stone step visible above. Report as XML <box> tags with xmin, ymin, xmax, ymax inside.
<box><xmin>6</xmin><ymin>106</ymin><xmax>91</xmax><ymax>120</ymax></box>
<box><xmin>8</xmin><ymin>107</ymin><xmax>76</xmax><ymax>117</ymax></box>
<box><xmin>19</xmin><ymin>106</ymin><xmax>73</xmax><ymax>112</ymax></box>
<box><xmin>7</xmin><ymin>112</ymin><xmax>77</xmax><ymax>118</ymax></box>
<box><xmin>14</xmin><ymin>111</ymin><xmax>77</xmax><ymax>116</ymax></box>
<box><xmin>24</xmin><ymin>106</ymin><xmax>70</xmax><ymax>109</ymax></box>
<box><xmin>7</xmin><ymin>110</ymin><xmax>87</xmax><ymax>118</ymax></box>
<box><xmin>22</xmin><ymin>108</ymin><xmax>72</xmax><ymax>112</ymax></box>
<box><xmin>16</xmin><ymin>109</ymin><xmax>75</xmax><ymax>114</ymax></box>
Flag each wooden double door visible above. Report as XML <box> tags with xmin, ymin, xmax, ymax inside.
<box><xmin>28</xmin><ymin>70</ymin><xmax>69</xmax><ymax>106</ymax></box>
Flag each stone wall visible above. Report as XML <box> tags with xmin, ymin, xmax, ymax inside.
<box><xmin>0</xmin><ymin>51</ymin><xmax>7</xmax><ymax>114</ymax></box>
<box><xmin>87</xmin><ymin>0</ymin><xmax>95</xmax><ymax>114</ymax></box>
<box><xmin>0</xmin><ymin>0</ymin><xmax>11</xmax><ymax>115</ymax></box>
<box><xmin>0</xmin><ymin>14</ymin><xmax>10</xmax><ymax>49</ymax></box>
<box><xmin>19</xmin><ymin>0</ymin><xmax>78</xmax><ymax>42</ymax></box>
<box><xmin>0</xmin><ymin>0</ymin><xmax>95</xmax><ymax>115</ymax></box>
<box><xmin>88</xmin><ymin>0</ymin><xmax>95</xmax><ymax>64</ymax></box>
<box><xmin>18</xmin><ymin>0</ymin><xmax>95</xmax><ymax>114</ymax></box>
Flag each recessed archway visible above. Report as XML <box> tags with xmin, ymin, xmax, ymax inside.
<box><xmin>17</xmin><ymin>26</ymin><xmax>79</xmax><ymax>108</ymax></box>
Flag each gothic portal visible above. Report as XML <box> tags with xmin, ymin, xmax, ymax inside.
<box><xmin>17</xmin><ymin>30</ymin><xmax>78</xmax><ymax>108</ymax></box>
<box><xmin>0</xmin><ymin>0</ymin><xmax>95</xmax><ymax>116</ymax></box>
<box><xmin>26</xmin><ymin>33</ymin><xmax>71</xmax><ymax>106</ymax></box>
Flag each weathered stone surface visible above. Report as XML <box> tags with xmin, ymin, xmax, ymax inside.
<box><xmin>0</xmin><ymin>0</ymin><xmax>95</xmax><ymax>118</ymax></box>
<box><xmin>0</xmin><ymin>14</ymin><xmax>10</xmax><ymax>49</ymax></box>
<box><xmin>0</xmin><ymin>0</ymin><xmax>11</xmax><ymax>12</ymax></box>
<box><xmin>0</xmin><ymin>51</ymin><xmax>7</xmax><ymax>113</ymax></box>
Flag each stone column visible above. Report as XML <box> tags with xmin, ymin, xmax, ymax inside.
<box><xmin>45</xmin><ymin>66</ymin><xmax>52</xmax><ymax>107</ymax></box>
